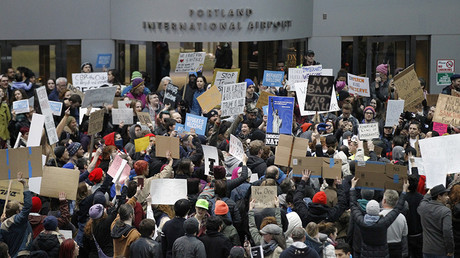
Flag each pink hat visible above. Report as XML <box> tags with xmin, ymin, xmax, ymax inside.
<box><xmin>231</xmin><ymin>167</ymin><xmax>241</xmax><ymax>180</ymax></box>
<box><xmin>336</xmin><ymin>81</ymin><xmax>346</xmax><ymax>92</ymax></box>
<box><xmin>376</xmin><ymin>64</ymin><xmax>388</xmax><ymax>75</ymax></box>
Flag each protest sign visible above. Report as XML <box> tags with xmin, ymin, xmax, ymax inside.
<box><xmin>432</xmin><ymin>94</ymin><xmax>460</xmax><ymax>127</ymax></box>
<box><xmin>175</xmin><ymin>52</ymin><xmax>206</xmax><ymax>73</ymax></box>
<box><xmin>432</xmin><ymin>122</ymin><xmax>448</xmax><ymax>135</ymax></box>
<box><xmin>29</xmin><ymin>177</ymin><xmax>41</xmax><ymax>194</ymax></box>
<box><xmin>356</xmin><ymin>162</ymin><xmax>407</xmax><ymax>191</ymax></box>
<box><xmin>197</xmin><ymin>85</ymin><xmax>222</xmax><ymax>112</ymax></box>
<box><xmin>155</xmin><ymin>135</ymin><xmax>180</xmax><ymax>159</ymax></box>
<box><xmin>288</xmin><ymin>65</ymin><xmax>322</xmax><ymax>91</ymax></box>
<box><xmin>137</xmin><ymin>112</ymin><xmax>153</xmax><ymax>125</ymax></box>
<box><xmin>175</xmin><ymin>124</ymin><xmax>185</xmax><ymax>135</ymax></box>
<box><xmin>36</xmin><ymin>87</ymin><xmax>58</xmax><ymax>145</ymax></box>
<box><xmin>265</xmin><ymin>133</ymin><xmax>280</xmax><ymax>146</ymax></box>
<box><xmin>48</xmin><ymin>101</ymin><xmax>63</xmax><ymax>116</ymax></box>
<box><xmin>322</xmin><ymin>158</ymin><xmax>343</xmax><ymax>179</ymax></box>
<box><xmin>135</xmin><ymin>136</ymin><xmax>150</xmax><ymax>153</ymax></box>
<box><xmin>184</xmin><ymin>113</ymin><xmax>207</xmax><ymax>135</ymax></box>
<box><xmin>419</xmin><ymin>134</ymin><xmax>460</xmax><ymax>187</ymax></box>
<box><xmin>202</xmin><ymin>145</ymin><xmax>219</xmax><ymax>176</ymax></box>
<box><xmin>255</xmin><ymin>91</ymin><xmax>276</xmax><ymax>109</ymax></box>
<box><xmin>220</xmin><ymin>82</ymin><xmax>246</xmax><ymax>117</ymax></box>
<box><xmin>262</xmin><ymin>70</ymin><xmax>284</xmax><ymax>87</ymax></box>
<box><xmin>71</xmin><ymin>72</ymin><xmax>108</xmax><ymax>92</ymax></box>
<box><xmin>267</xmin><ymin>96</ymin><xmax>294</xmax><ymax>135</ymax></box>
<box><xmin>67</xmin><ymin>83</ymin><xmax>85</xmax><ymax>100</ymax></box>
<box><xmin>0</xmin><ymin>180</ymin><xmax>24</xmax><ymax>202</ymax></box>
<box><xmin>295</xmin><ymin>81</ymin><xmax>340</xmax><ymax>116</ymax></box>
<box><xmin>28</xmin><ymin>97</ymin><xmax>34</xmax><ymax>108</ymax></box>
<box><xmin>275</xmin><ymin>135</ymin><xmax>309</xmax><ymax>167</ymax></box>
<box><xmin>212</xmin><ymin>68</ymin><xmax>240</xmax><ymax>92</ymax></box>
<box><xmin>347</xmin><ymin>73</ymin><xmax>370</xmax><ymax>97</ymax></box>
<box><xmin>251</xmin><ymin>186</ymin><xmax>277</xmax><ymax>208</ymax></box>
<box><xmin>107</xmin><ymin>155</ymin><xmax>131</xmax><ymax>184</ymax></box>
<box><xmin>87</xmin><ymin>109</ymin><xmax>105</xmax><ymax>135</ymax></box>
<box><xmin>229</xmin><ymin>134</ymin><xmax>244</xmax><ymax>162</ymax></box>
<box><xmin>12</xmin><ymin>100</ymin><xmax>29</xmax><ymax>114</ymax></box>
<box><xmin>305</xmin><ymin>75</ymin><xmax>334</xmax><ymax>111</ymax></box>
<box><xmin>0</xmin><ymin>147</ymin><xmax>43</xmax><ymax>180</ymax></box>
<box><xmin>393</xmin><ymin>64</ymin><xmax>425</xmax><ymax>112</ymax></box>
<box><xmin>40</xmin><ymin>166</ymin><xmax>79</xmax><ymax>201</ymax></box>
<box><xmin>81</xmin><ymin>86</ymin><xmax>117</xmax><ymax>108</ymax></box>
<box><xmin>262</xmin><ymin>105</ymin><xmax>268</xmax><ymax>116</ymax></box>
<box><xmin>163</xmin><ymin>83</ymin><xmax>179</xmax><ymax>106</ymax></box>
<box><xmin>117</xmin><ymin>100</ymin><xmax>131</xmax><ymax>109</ymax></box>
<box><xmin>426</xmin><ymin>94</ymin><xmax>439</xmax><ymax>107</ymax></box>
<box><xmin>96</xmin><ymin>53</ymin><xmax>112</xmax><ymax>68</ymax></box>
<box><xmin>250</xmin><ymin>246</ymin><xmax>264</xmax><ymax>258</ymax></box>
<box><xmin>150</xmin><ymin>179</ymin><xmax>187</xmax><ymax>205</ymax></box>
<box><xmin>409</xmin><ymin>157</ymin><xmax>425</xmax><ymax>176</ymax></box>
<box><xmin>291</xmin><ymin>157</ymin><xmax>341</xmax><ymax>179</ymax></box>
<box><xmin>385</xmin><ymin>100</ymin><xmax>405</xmax><ymax>127</ymax></box>
<box><xmin>27</xmin><ymin>113</ymin><xmax>45</xmax><ymax>147</ymax></box>
<box><xmin>358</xmin><ymin>123</ymin><xmax>380</xmax><ymax>140</ymax></box>
<box><xmin>112</xmin><ymin>108</ymin><xmax>134</xmax><ymax>125</ymax></box>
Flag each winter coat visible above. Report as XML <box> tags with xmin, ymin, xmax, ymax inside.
<box><xmin>130</xmin><ymin>236</ymin><xmax>162</xmax><ymax>258</ymax></box>
<box><xmin>200</xmin><ymin>230</ymin><xmax>233</xmax><ymax>258</ymax></box>
<box><xmin>31</xmin><ymin>231</ymin><xmax>64</xmax><ymax>258</ymax></box>
<box><xmin>280</xmin><ymin>242</ymin><xmax>320</xmax><ymax>258</ymax></box>
<box><xmin>247</xmin><ymin>155</ymin><xmax>267</xmax><ymax>178</ymax></box>
<box><xmin>452</xmin><ymin>203</ymin><xmax>460</xmax><ymax>257</ymax></box>
<box><xmin>29</xmin><ymin>199</ymin><xmax>70</xmax><ymax>239</ymax></box>
<box><xmin>162</xmin><ymin>217</ymin><xmax>186</xmax><ymax>258</ymax></box>
<box><xmin>172</xmin><ymin>234</ymin><xmax>206</xmax><ymax>258</ymax></box>
<box><xmin>220</xmin><ymin>219</ymin><xmax>241</xmax><ymax>246</ymax></box>
<box><xmin>111</xmin><ymin>197</ymin><xmax>141</xmax><ymax>258</ymax></box>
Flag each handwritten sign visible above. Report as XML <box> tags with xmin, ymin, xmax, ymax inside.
<box><xmin>262</xmin><ymin>70</ymin><xmax>284</xmax><ymax>87</ymax></box>
<box><xmin>255</xmin><ymin>91</ymin><xmax>276</xmax><ymax>109</ymax></box>
<box><xmin>112</xmin><ymin>108</ymin><xmax>133</xmax><ymax>125</ymax></box>
<box><xmin>433</xmin><ymin>122</ymin><xmax>448</xmax><ymax>135</ymax></box>
<box><xmin>212</xmin><ymin>68</ymin><xmax>240</xmax><ymax>92</ymax></box>
<box><xmin>220</xmin><ymin>82</ymin><xmax>246</xmax><ymax>117</ymax></box>
<box><xmin>12</xmin><ymin>100</ymin><xmax>29</xmax><ymax>114</ymax></box>
<box><xmin>184</xmin><ymin>113</ymin><xmax>207</xmax><ymax>136</ymax></box>
<box><xmin>288</xmin><ymin>65</ymin><xmax>322</xmax><ymax>91</ymax></box>
<box><xmin>81</xmin><ymin>87</ymin><xmax>117</xmax><ymax>108</ymax></box>
<box><xmin>150</xmin><ymin>179</ymin><xmax>187</xmax><ymax>205</ymax></box>
<box><xmin>304</xmin><ymin>75</ymin><xmax>334</xmax><ymax>111</ymax></box>
<box><xmin>163</xmin><ymin>83</ymin><xmax>179</xmax><ymax>106</ymax></box>
<box><xmin>0</xmin><ymin>180</ymin><xmax>24</xmax><ymax>202</ymax></box>
<box><xmin>156</xmin><ymin>135</ymin><xmax>180</xmax><ymax>159</ymax></box>
<box><xmin>71</xmin><ymin>72</ymin><xmax>109</xmax><ymax>92</ymax></box>
<box><xmin>229</xmin><ymin>134</ymin><xmax>244</xmax><ymax>162</ymax></box>
<box><xmin>36</xmin><ymin>87</ymin><xmax>58</xmax><ymax>145</ymax></box>
<box><xmin>347</xmin><ymin>73</ymin><xmax>370</xmax><ymax>97</ymax></box>
<box><xmin>137</xmin><ymin>112</ymin><xmax>153</xmax><ymax>125</ymax></box>
<box><xmin>267</xmin><ymin>96</ymin><xmax>294</xmax><ymax>135</ymax></box>
<box><xmin>202</xmin><ymin>145</ymin><xmax>219</xmax><ymax>176</ymax></box>
<box><xmin>197</xmin><ymin>85</ymin><xmax>222</xmax><ymax>112</ymax></box>
<box><xmin>433</xmin><ymin>94</ymin><xmax>460</xmax><ymax>127</ymax></box>
<box><xmin>295</xmin><ymin>81</ymin><xmax>340</xmax><ymax>116</ymax></box>
<box><xmin>385</xmin><ymin>100</ymin><xmax>405</xmax><ymax>127</ymax></box>
<box><xmin>40</xmin><ymin>166</ymin><xmax>79</xmax><ymax>201</ymax></box>
<box><xmin>27</xmin><ymin>114</ymin><xmax>45</xmax><ymax>147</ymax></box>
<box><xmin>107</xmin><ymin>155</ymin><xmax>131</xmax><ymax>184</ymax></box>
<box><xmin>48</xmin><ymin>101</ymin><xmax>63</xmax><ymax>116</ymax></box>
<box><xmin>87</xmin><ymin>109</ymin><xmax>105</xmax><ymax>135</ymax></box>
<box><xmin>393</xmin><ymin>64</ymin><xmax>424</xmax><ymax>112</ymax></box>
<box><xmin>251</xmin><ymin>186</ymin><xmax>277</xmax><ymax>208</ymax></box>
<box><xmin>117</xmin><ymin>100</ymin><xmax>131</xmax><ymax>109</ymax></box>
<box><xmin>175</xmin><ymin>52</ymin><xmax>206</xmax><ymax>73</ymax></box>
<box><xmin>358</xmin><ymin>123</ymin><xmax>380</xmax><ymax>140</ymax></box>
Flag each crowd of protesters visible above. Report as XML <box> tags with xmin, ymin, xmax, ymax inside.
<box><xmin>0</xmin><ymin>51</ymin><xmax>459</xmax><ymax>258</ymax></box>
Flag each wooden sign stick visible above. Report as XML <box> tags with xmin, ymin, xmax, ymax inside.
<box><xmin>2</xmin><ymin>180</ymin><xmax>13</xmax><ymax>216</ymax></box>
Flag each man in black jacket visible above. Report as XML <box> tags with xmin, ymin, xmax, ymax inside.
<box><xmin>247</xmin><ymin>140</ymin><xmax>267</xmax><ymax>178</ymax></box>
<box><xmin>130</xmin><ymin>219</ymin><xmax>162</xmax><ymax>257</ymax></box>
<box><xmin>200</xmin><ymin>216</ymin><xmax>233</xmax><ymax>258</ymax></box>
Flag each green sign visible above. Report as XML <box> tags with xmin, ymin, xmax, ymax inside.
<box><xmin>437</xmin><ymin>73</ymin><xmax>453</xmax><ymax>86</ymax></box>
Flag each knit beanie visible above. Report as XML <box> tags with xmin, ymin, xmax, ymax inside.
<box><xmin>131</xmin><ymin>78</ymin><xmax>144</xmax><ymax>91</ymax></box>
<box><xmin>131</xmin><ymin>71</ymin><xmax>142</xmax><ymax>81</ymax></box>
<box><xmin>213</xmin><ymin>166</ymin><xmax>227</xmax><ymax>180</ymax></box>
<box><xmin>312</xmin><ymin>191</ymin><xmax>327</xmax><ymax>205</ymax></box>
<box><xmin>43</xmin><ymin>216</ymin><xmax>58</xmax><ymax>231</ymax></box>
<box><xmin>183</xmin><ymin>217</ymin><xmax>199</xmax><ymax>234</ymax></box>
<box><xmin>93</xmin><ymin>191</ymin><xmax>107</xmax><ymax>206</ymax></box>
<box><xmin>89</xmin><ymin>204</ymin><xmax>104</xmax><ymax>220</ymax></box>
<box><xmin>361</xmin><ymin>189</ymin><xmax>375</xmax><ymax>200</ymax></box>
<box><xmin>376</xmin><ymin>64</ymin><xmax>388</xmax><ymax>75</ymax></box>
<box><xmin>31</xmin><ymin>197</ymin><xmax>42</xmax><ymax>213</ymax></box>
<box><xmin>89</xmin><ymin>168</ymin><xmax>103</xmax><ymax>184</ymax></box>
<box><xmin>54</xmin><ymin>146</ymin><xmax>66</xmax><ymax>159</ymax></box>
<box><xmin>366</xmin><ymin>200</ymin><xmax>380</xmax><ymax>216</ymax></box>
<box><xmin>245</xmin><ymin>79</ymin><xmax>255</xmax><ymax>88</ymax></box>
<box><xmin>229</xmin><ymin>246</ymin><xmax>245</xmax><ymax>258</ymax></box>
<box><xmin>214</xmin><ymin>200</ymin><xmax>229</xmax><ymax>215</ymax></box>
<box><xmin>363</xmin><ymin>106</ymin><xmax>376</xmax><ymax>118</ymax></box>
<box><xmin>66</xmin><ymin>142</ymin><xmax>81</xmax><ymax>157</ymax></box>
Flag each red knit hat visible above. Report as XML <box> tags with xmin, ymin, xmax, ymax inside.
<box><xmin>31</xmin><ymin>197</ymin><xmax>42</xmax><ymax>213</ymax></box>
<box><xmin>312</xmin><ymin>191</ymin><xmax>327</xmax><ymax>205</ymax></box>
<box><xmin>89</xmin><ymin>168</ymin><xmax>103</xmax><ymax>184</ymax></box>
<box><xmin>214</xmin><ymin>200</ymin><xmax>229</xmax><ymax>215</ymax></box>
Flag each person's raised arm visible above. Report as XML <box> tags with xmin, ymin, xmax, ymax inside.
<box><xmin>56</xmin><ymin>108</ymin><xmax>70</xmax><ymax>137</ymax></box>
<box><xmin>14</xmin><ymin>172</ymin><xmax>31</xmax><ymax>225</ymax></box>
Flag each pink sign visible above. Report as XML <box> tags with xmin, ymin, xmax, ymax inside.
<box><xmin>433</xmin><ymin>122</ymin><xmax>448</xmax><ymax>135</ymax></box>
<box><xmin>107</xmin><ymin>155</ymin><xmax>131</xmax><ymax>184</ymax></box>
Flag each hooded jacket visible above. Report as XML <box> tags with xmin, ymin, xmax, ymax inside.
<box><xmin>280</xmin><ymin>241</ymin><xmax>320</xmax><ymax>258</ymax></box>
<box><xmin>31</xmin><ymin>231</ymin><xmax>64</xmax><ymax>258</ymax></box>
<box><xmin>247</xmin><ymin>155</ymin><xmax>267</xmax><ymax>179</ymax></box>
<box><xmin>29</xmin><ymin>199</ymin><xmax>70</xmax><ymax>239</ymax></box>
<box><xmin>111</xmin><ymin>197</ymin><xmax>141</xmax><ymax>258</ymax></box>
<box><xmin>199</xmin><ymin>230</ymin><xmax>233</xmax><ymax>258</ymax></box>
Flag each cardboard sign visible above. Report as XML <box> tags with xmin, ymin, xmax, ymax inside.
<box><xmin>0</xmin><ymin>180</ymin><xmax>24</xmax><ymax>202</ymax></box>
<box><xmin>393</xmin><ymin>64</ymin><xmax>425</xmax><ymax>112</ymax></box>
<box><xmin>275</xmin><ymin>135</ymin><xmax>309</xmax><ymax>167</ymax></box>
<box><xmin>288</xmin><ymin>65</ymin><xmax>323</xmax><ymax>90</ymax></box>
<box><xmin>163</xmin><ymin>83</ymin><xmax>179</xmax><ymax>106</ymax></box>
<box><xmin>175</xmin><ymin>52</ymin><xmax>206</xmax><ymax>73</ymax></box>
<box><xmin>433</xmin><ymin>94</ymin><xmax>460</xmax><ymax>127</ymax></box>
<box><xmin>220</xmin><ymin>82</ymin><xmax>246</xmax><ymax>117</ymax></box>
<box><xmin>137</xmin><ymin>112</ymin><xmax>153</xmax><ymax>125</ymax></box>
<box><xmin>150</xmin><ymin>179</ymin><xmax>187</xmax><ymax>205</ymax></box>
<box><xmin>212</xmin><ymin>68</ymin><xmax>240</xmax><ymax>92</ymax></box>
<box><xmin>305</xmin><ymin>75</ymin><xmax>334</xmax><ymax>111</ymax></box>
<box><xmin>27</xmin><ymin>113</ymin><xmax>45</xmax><ymax>147</ymax></box>
<box><xmin>197</xmin><ymin>85</ymin><xmax>222</xmax><ymax>113</ymax></box>
<box><xmin>322</xmin><ymin>158</ymin><xmax>343</xmax><ymax>179</ymax></box>
<box><xmin>419</xmin><ymin>134</ymin><xmax>460</xmax><ymax>187</ymax></box>
<box><xmin>267</xmin><ymin>96</ymin><xmax>294</xmax><ymax>135</ymax></box>
<box><xmin>81</xmin><ymin>86</ymin><xmax>117</xmax><ymax>108</ymax></box>
<box><xmin>87</xmin><ymin>109</ymin><xmax>105</xmax><ymax>135</ymax></box>
<box><xmin>256</xmin><ymin>91</ymin><xmax>276</xmax><ymax>109</ymax></box>
<box><xmin>347</xmin><ymin>73</ymin><xmax>370</xmax><ymax>97</ymax></box>
<box><xmin>229</xmin><ymin>134</ymin><xmax>244</xmax><ymax>162</ymax></box>
<box><xmin>432</xmin><ymin>122</ymin><xmax>448</xmax><ymax>135</ymax></box>
<box><xmin>385</xmin><ymin>100</ymin><xmax>405</xmax><ymax>127</ymax></box>
<box><xmin>107</xmin><ymin>155</ymin><xmax>131</xmax><ymax>184</ymax></box>
<box><xmin>36</xmin><ymin>86</ymin><xmax>59</xmax><ymax>145</ymax></box>
<box><xmin>251</xmin><ymin>186</ymin><xmax>277</xmax><ymax>208</ymax></box>
<box><xmin>67</xmin><ymin>83</ymin><xmax>85</xmax><ymax>100</ymax></box>
<box><xmin>48</xmin><ymin>101</ymin><xmax>63</xmax><ymax>116</ymax></box>
<box><xmin>40</xmin><ymin>166</ymin><xmax>79</xmax><ymax>201</ymax></box>
<box><xmin>262</xmin><ymin>70</ymin><xmax>284</xmax><ymax>87</ymax></box>
<box><xmin>112</xmin><ymin>108</ymin><xmax>134</xmax><ymax>125</ymax></box>
<box><xmin>265</xmin><ymin>133</ymin><xmax>280</xmax><ymax>146</ymax></box>
<box><xmin>295</xmin><ymin>81</ymin><xmax>340</xmax><ymax>116</ymax></box>
<box><xmin>0</xmin><ymin>147</ymin><xmax>43</xmax><ymax>180</ymax></box>
<box><xmin>117</xmin><ymin>100</ymin><xmax>131</xmax><ymax>109</ymax></box>
<box><xmin>135</xmin><ymin>136</ymin><xmax>150</xmax><ymax>153</ymax></box>
<box><xmin>358</xmin><ymin>123</ymin><xmax>380</xmax><ymax>140</ymax></box>
<box><xmin>71</xmin><ymin>72</ymin><xmax>109</xmax><ymax>92</ymax></box>
<box><xmin>290</xmin><ymin>157</ymin><xmax>341</xmax><ymax>179</ymax></box>
<box><xmin>184</xmin><ymin>113</ymin><xmax>208</xmax><ymax>136</ymax></box>
<box><xmin>426</xmin><ymin>94</ymin><xmax>439</xmax><ymax>107</ymax></box>
<box><xmin>202</xmin><ymin>145</ymin><xmax>219</xmax><ymax>176</ymax></box>
<box><xmin>356</xmin><ymin>162</ymin><xmax>407</xmax><ymax>191</ymax></box>
<box><xmin>155</xmin><ymin>135</ymin><xmax>180</xmax><ymax>159</ymax></box>
<box><xmin>12</xmin><ymin>100</ymin><xmax>29</xmax><ymax>114</ymax></box>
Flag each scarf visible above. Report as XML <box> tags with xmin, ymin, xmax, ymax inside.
<box><xmin>262</xmin><ymin>240</ymin><xmax>279</xmax><ymax>256</ymax></box>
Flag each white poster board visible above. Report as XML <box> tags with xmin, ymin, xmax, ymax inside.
<box><xmin>347</xmin><ymin>73</ymin><xmax>370</xmax><ymax>97</ymax></box>
<box><xmin>48</xmin><ymin>101</ymin><xmax>63</xmax><ymax>116</ymax></box>
<box><xmin>229</xmin><ymin>134</ymin><xmax>244</xmax><ymax>162</ymax></box>
<box><xmin>202</xmin><ymin>145</ymin><xmax>219</xmax><ymax>176</ymax></box>
<box><xmin>12</xmin><ymin>100</ymin><xmax>29</xmax><ymax>114</ymax></box>
<box><xmin>213</xmin><ymin>68</ymin><xmax>240</xmax><ymax>92</ymax></box>
<box><xmin>288</xmin><ymin>65</ymin><xmax>322</xmax><ymax>91</ymax></box>
<box><xmin>81</xmin><ymin>87</ymin><xmax>117</xmax><ymax>108</ymax></box>
<box><xmin>358</xmin><ymin>123</ymin><xmax>380</xmax><ymax>140</ymax></box>
<box><xmin>174</xmin><ymin>52</ymin><xmax>206</xmax><ymax>73</ymax></box>
<box><xmin>71</xmin><ymin>72</ymin><xmax>109</xmax><ymax>92</ymax></box>
<box><xmin>385</xmin><ymin>100</ymin><xmax>405</xmax><ymax>127</ymax></box>
<box><xmin>27</xmin><ymin>113</ymin><xmax>45</xmax><ymax>147</ymax></box>
<box><xmin>220</xmin><ymin>82</ymin><xmax>246</xmax><ymax>117</ymax></box>
<box><xmin>150</xmin><ymin>179</ymin><xmax>187</xmax><ymax>205</ymax></box>
<box><xmin>112</xmin><ymin>108</ymin><xmax>134</xmax><ymax>125</ymax></box>
<box><xmin>36</xmin><ymin>87</ymin><xmax>59</xmax><ymax>145</ymax></box>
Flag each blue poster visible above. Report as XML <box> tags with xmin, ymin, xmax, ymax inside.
<box><xmin>185</xmin><ymin>113</ymin><xmax>208</xmax><ymax>136</ymax></box>
<box><xmin>175</xmin><ymin>123</ymin><xmax>185</xmax><ymax>135</ymax></box>
<box><xmin>262</xmin><ymin>70</ymin><xmax>284</xmax><ymax>87</ymax></box>
<box><xmin>262</xmin><ymin>105</ymin><xmax>268</xmax><ymax>116</ymax></box>
<box><xmin>267</xmin><ymin>96</ymin><xmax>294</xmax><ymax>135</ymax></box>
<box><xmin>96</xmin><ymin>54</ymin><xmax>112</xmax><ymax>68</ymax></box>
